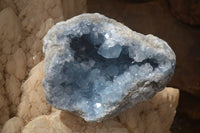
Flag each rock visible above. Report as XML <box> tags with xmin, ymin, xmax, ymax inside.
<box><xmin>6</xmin><ymin>48</ymin><xmax>26</xmax><ymax>80</ymax></box>
<box><xmin>0</xmin><ymin>8</ymin><xmax>22</xmax><ymax>43</ymax></box>
<box><xmin>13</xmin><ymin>48</ymin><xmax>27</xmax><ymax>80</ymax></box>
<box><xmin>60</xmin><ymin>111</ymin><xmax>130</xmax><ymax>133</ymax></box>
<box><xmin>22</xmin><ymin>87</ymin><xmax>179</xmax><ymax>133</ymax></box>
<box><xmin>0</xmin><ymin>55</ymin><xmax>6</xmax><ymax>65</ymax></box>
<box><xmin>119</xmin><ymin>87</ymin><xmax>179</xmax><ymax>133</ymax></box>
<box><xmin>19</xmin><ymin>0</ymin><xmax>63</xmax><ymax>33</ymax></box>
<box><xmin>27</xmin><ymin>18</ymin><xmax>55</xmax><ymax>67</ymax></box>
<box><xmin>87</xmin><ymin>0</ymin><xmax>200</xmax><ymax>102</ymax></box>
<box><xmin>1</xmin><ymin>117</ymin><xmax>24</xmax><ymax>133</ymax></box>
<box><xmin>22</xmin><ymin>111</ymin><xmax>71</xmax><ymax>133</ymax></box>
<box><xmin>22</xmin><ymin>110</ymin><xmax>133</xmax><ymax>133</ymax></box>
<box><xmin>17</xmin><ymin>61</ymin><xmax>51</xmax><ymax>122</ymax></box>
<box><xmin>6</xmin><ymin>58</ymin><xmax>15</xmax><ymax>76</ymax></box>
<box><xmin>6</xmin><ymin>75</ymin><xmax>21</xmax><ymax>114</ymax></box>
<box><xmin>43</xmin><ymin>13</ymin><xmax>176</xmax><ymax>121</ymax></box>
<box><xmin>2</xmin><ymin>40</ymin><xmax>12</xmax><ymax>54</ymax></box>
<box><xmin>0</xmin><ymin>0</ymin><xmax>17</xmax><ymax>14</ymax></box>
<box><xmin>3</xmin><ymin>59</ymin><xmax>177</xmax><ymax>133</ymax></box>
<box><xmin>36</xmin><ymin>18</ymin><xmax>55</xmax><ymax>39</ymax></box>
<box><xmin>0</xmin><ymin>63</ymin><xmax>9</xmax><ymax>130</ymax></box>
<box><xmin>169</xmin><ymin>0</ymin><xmax>200</xmax><ymax>25</ymax></box>
<box><xmin>0</xmin><ymin>0</ymin><xmax>87</xmax><ymax>130</ymax></box>
<box><xmin>0</xmin><ymin>93</ymin><xmax>9</xmax><ymax>130</ymax></box>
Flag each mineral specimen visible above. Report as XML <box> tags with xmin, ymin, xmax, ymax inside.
<box><xmin>43</xmin><ymin>13</ymin><xmax>176</xmax><ymax>122</ymax></box>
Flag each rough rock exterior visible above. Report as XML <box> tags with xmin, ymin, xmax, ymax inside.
<box><xmin>1</xmin><ymin>61</ymin><xmax>179</xmax><ymax>133</ymax></box>
<box><xmin>17</xmin><ymin>61</ymin><xmax>51</xmax><ymax>122</ymax></box>
<box><xmin>43</xmin><ymin>13</ymin><xmax>176</xmax><ymax>121</ymax></box>
<box><xmin>22</xmin><ymin>86</ymin><xmax>179</xmax><ymax>133</ymax></box>
<box><xmin>1</xmin><ymin>0</ymin><xmax>199</xmax><ymax>132</ymax></box>
<box><xmin>0</xmin><ymin>0</ymin><xmax>86</xmax><ymax>130</ymax></box>
<box><xmin>1</xmin><ymin>117</ymin><xmax>24</xmax><ymax>133</ymax></box>
<box><xmin>119</xmin><ymin>87</ymin><xmax>179</xmax><ymax>133</ymax></box>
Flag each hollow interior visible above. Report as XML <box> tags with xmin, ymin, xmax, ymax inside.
<box><xmin>57</xmin><ymin>32</ymin><xmax>159</xmax><ymax>120</ymax></box>
<box><xmin>70</xmin><ymin>34</ymin><xmax>134</xmax><ymax>81</ymax></box>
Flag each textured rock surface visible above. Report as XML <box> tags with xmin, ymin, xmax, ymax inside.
<box><xmin>22</xmin><ymin>111</ymin><xmax>71</xmax><ymax>133</ymax></box>
<box><xmin>18</xmin><ymin>0</ymin><xmax>64</xmax><ymax>33</ymax></box>
<box><xmin>0</xmin><ymin>93</ymin><xmax>9</xmax><ymax>130</ymax></box>
<box><xmin>0</xmin><ymin>0</ymin><xmax>86</xmax><ymax>130</ymax></box>
<box><xmin>17</xmin><ymin>61</ymin><xmax>51</xmax><ymax>122</ymax></box>
<box><xmin>1</xmin><ymin>117</ymin><xmax>24</xmax><ymax>133</ymax></box>
<box><xmin>22</xmin><ymin>86</ymin><xmax>179</xmax><ymax>133</ymax></box>
<box><xmin>43</xmin><ymin>13</ymin><xmax>176</xmax><ymax>121</ymax></box>
<box><xmin>87</xmin><ymin>2</ymin><xmax>200</xmax><ymax>132</ymax></box>
<box><xmin>6</xmin><ymin>48</ymin><xmax>26</xmax><ymax>80</ymax></box>
<box><xmin>0</xmin><ymin>0</ymin><xmax>199</xmax><ymax>132</ymax></box>
<box><xmin>0</xmin><ymin>61</ymin><xmax>179</xmax><ymax>133</ymax></box>
<box><xmin>0</xmin><ymin>7</ymin><xmax>22</xmax><ymax>43</ymax></box>
<box><xmin>0</xmin><ymin>7</ymin><xmax>22</xmax><ymax>129</ymax></box>
<box><xmin>88</xmin><ymin>0</ymin><xmax>200</xmax><ymax>112</ymax></box>
<box><xmin>5</xmin><ymin>75</ymin><xmax>21</xmax><ymax>115</ymax></box>
<box><xmin>119</xmin><ymin>87</ymin><xmax>179</xmax><ymax>133</ymax></box>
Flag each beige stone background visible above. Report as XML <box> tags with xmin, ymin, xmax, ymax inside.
<box><xmin>0</xmin><ymin>0</ymin><xmax>199</xmax><ymax>133</ymax></box>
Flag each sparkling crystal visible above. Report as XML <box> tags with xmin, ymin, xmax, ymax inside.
<box><xmin>43</xmin><ymin>13</ymin><xmax>176</xmax><ymax>122</ymax></box>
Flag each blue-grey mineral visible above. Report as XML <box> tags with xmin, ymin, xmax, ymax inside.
<box><xmin>43</xmin><ymin>13</ymin><xmax>176</xmax><ymax>122</ymax></box>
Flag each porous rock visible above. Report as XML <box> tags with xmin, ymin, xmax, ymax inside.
<box><xmin>0</xmin><ymin>93</ymin><xmax>9</xmax><ymax>130</ymax></box>
<box><xmin>0</xmin><ymin>7</ymin><xmax>22</xmax><ymax>129</ymax></box>
<box><xmin>6</xmin><ymin>75</ymin><xmax>21</xmax><ymax>114</ymax></box>
<box><xmin>1</xmin><ymin>117</ymin><xmax>24</xmax><ymax>133</ymax></box>
<box><xmin>43</xmin><ymin>13</ymin><xmax>176</xmax><ymax>121</ymax></box>
<box><xmin>17</xmin><ymin>61</ymin><xmax>51</xmax><ymax>122</ymax></box>
<box><xmin>22</xmin><ymin>111</ymin><xmax>71</xmax><ymax>133</ymax></box>
<box><xmin>0</xmin><ymin>7</ymin><xmax>22</xmax><ymax>43</ymax></box>
<box><xmin>22</xmin><ymin>87</ymin><xmax>179</xmax><ymax>133</ymax></box>
<box><xmin>0</xmin><ymin>0</ymin><xmax>86</xmax><ymax>130</ymax></box>
<box><xmin>6</xmin><ymin>60</ymin><xmax>178</xmax><ymax>133</ymax></box>
<box><xmin>19</xmin><ymin>0</ymin><xmax>63</xmax><ymax>33</ymax></box>
<box><xmin>6</xmin><ymin>48</ymin><xmax>26</xmax><ymax>80</ymax></box>
<box><xmin>119</xmin><ymin>87</ymin><xmax>179</xmax><ymax>133</ymax></box>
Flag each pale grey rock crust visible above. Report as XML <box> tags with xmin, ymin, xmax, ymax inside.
<box><xmin>43</xmin><ymin>13</ymin><xmax>176</xmax><ymax>122</ymax></box>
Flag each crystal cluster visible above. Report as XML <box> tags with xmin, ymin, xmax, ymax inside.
<box><xmin>43</xmin><ymin>13</ymin><xmax>176</xmax><ymax>122</ymax></box>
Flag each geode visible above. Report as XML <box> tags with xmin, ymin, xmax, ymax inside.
<box><xmin>43</xmin><ymin>13</ymin><xmax>176</xmax><ymax>122</ymax></box>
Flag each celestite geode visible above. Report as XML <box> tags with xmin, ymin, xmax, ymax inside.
<box><xmin>42</xmin><ymin>13</ymin><xmax>176</xmax><ymax>122</ymax></box>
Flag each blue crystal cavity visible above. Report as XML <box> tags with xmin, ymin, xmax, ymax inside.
<box><xmin>43</xmin><ymin>13</ymin><xmax>176</xmax><ymax>122</ymax></box>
